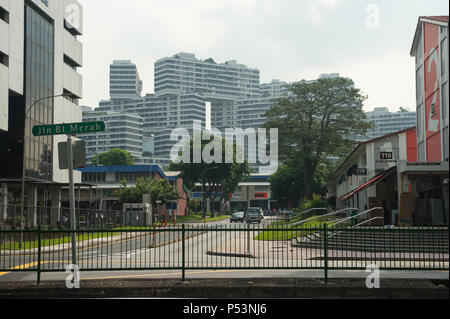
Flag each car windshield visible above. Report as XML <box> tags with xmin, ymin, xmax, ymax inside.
<box><xmin>247</xmin><ymin>208</ymin><xmax>260</xmax><ymax>214</ymax></box>
<box><xmin>234</xmin><ymin>212</ymin><xmax>244</xmax><ymax>217</ymax></box>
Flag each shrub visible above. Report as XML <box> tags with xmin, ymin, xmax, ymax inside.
<box><xmin>299</xmin><ymin>194</ymin><xmax>328</xmax><ymax>211</ymax></box>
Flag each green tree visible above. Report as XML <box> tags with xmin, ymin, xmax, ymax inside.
<box><xmin>269</xmin><ymin>159</ymin><xmax>329</xmax><ymax>208</ymax></box>
<box><xmin>269</xmin><ymin>164</ymin><xmax>304</xmax><ymax>208</ymax></box>
<box><xmin>263</xmin><ymin>77</ymin><xmax>373</xmax><ymax>199</ymax></box>
<box><xmin>188</xmin><ymin>199</ymin><xmax>200</xmax><ymax>214</ymax></box>
<box><xmin>91</xmin><ymin>149</ymin><xmax>134</xmax><ymax>166</ymax></box>
<box><xmin>115</xmin><ymin>177</ymin><xmax>180</xmax><ymax>206</ymax></box>
<box><xmin>169</xmin><ymin>134</ymin><xmax>250</xmax><ymax>218</ymax></box>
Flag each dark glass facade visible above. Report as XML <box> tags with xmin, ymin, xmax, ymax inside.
<box><xmin>0</xmin><ymin>2</ymin><xmax>55</xmax><ymax>181</ymax></box>
<box><xmin>24</xmin><ymin>2</ymin><xmax>54</xmax><ymax>180</ymax></box>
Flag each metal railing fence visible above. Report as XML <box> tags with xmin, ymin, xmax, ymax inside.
<box><xmin>0</xmin><ymin>204</ymin><xmax>127</xmax><ymax>230</ymax></box>
<box><xmin>0</xmin><ymin>224</ymin><xmax>448</xmax><ymax>284</ymax></box>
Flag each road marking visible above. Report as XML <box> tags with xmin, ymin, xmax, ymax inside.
<box><xmin>0</xmin><ymin>263</ymin><xmax>39</xmax><ymax>276</ymax></box>
<box><xmin>81</xmin><ymin>269</ymin><xmax>257</xmax><ymax>281</ymax></box>
<box><xmin>126</xmin><ymin>248</ymin><xmax>151</xmax><ymax>258</ymax></box>
<box><xmin>0</xmin><ymin>261</ymin><xmax>62</xmax><ymax>277</ymax></box>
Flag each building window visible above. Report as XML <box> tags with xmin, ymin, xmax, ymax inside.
<box><xmin>64</xmin><ymin>54</ymin><xmax>79</xmax><ymax>70</ymax></box>
<box><xmin>0</xmin><ymin>50</ymin><xmax>8</xmax><ymax>67</ymax></box>
<box><xmin>0</xmin><ymin>5</ymin><xmax>9</xmax><ymax>23</ymax></box>
<box><xmin>63</xmin><ymin>89</ymin><xmax>79</xmax><ymax>105</ymax></box>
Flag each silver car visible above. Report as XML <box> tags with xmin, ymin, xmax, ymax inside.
<box><xmin>245</xmin><ymin>207</ymin><xmax>263</xmax><ymax>224</ymax></box>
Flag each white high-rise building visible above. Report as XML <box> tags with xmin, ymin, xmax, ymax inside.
<box><xmin>366</xmin><ymin>107</ymin><xmax>417</xmax><ymax>140</ymax></box>
<box><xmin>82</xmin><ymin>110</ymin><xmax>144</xmax><ymax>163</ymax></box>
<box><xmin>0</xmin><ymin>0</ymin><xmax>84</xmax><ymax>184</ymax></box>
<box><xmin>154</xmin><ymin>52</ymin><xmax>260</xmax><ymax>102</ymax></box>
<box><xmin>109</xmin><ymin>60</ymin><xmax>142</xmax><ymax>101</ymax></box>
<box><xmin>259</xmin><ymin>80</ymin><xmax>289</xmax><ymax>98</ymax></box>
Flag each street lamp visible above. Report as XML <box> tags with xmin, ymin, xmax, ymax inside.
<box><xmin>201</xmin><ymin>167</ymin><xmax>219</xmax><ymax>222</ymax></box>
<box><xmin>20</xmin><ymin>93</ymin><xmax>70</xmax><ymax>241</ymax></box>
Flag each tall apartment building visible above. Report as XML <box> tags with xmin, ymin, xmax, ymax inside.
<box><xmin>259</xmin><ymin>79</ymin><xmax>289</xmax><ymax>98</ymax></box>
<box><xmin>154</xmin><ymin>52</ymin><xmax>260</xmax><ymax>102</ymax></box>
<box><xmin>82</xmin><ymin>110</ymin><xmax>144</xmax><ymax>163</ymax></box>
<box><xmin>88</xmin><ymin>54</ymin><xmax>284</xmax><ymax>167</ymax></box>
<box><xmin>97</xmin><ymin>92</ymin><xmax>207</xmax><ymax>159</ymax></box>
<box><xmin>109</xmin><ymin>60</ymin><xmax>142</xmax><ymax>101</ymax></box>
<box><xmin>0</xmin><ymin>0</ymin><xmax>83</xmax><ymax>184</ymax></box>
<box><xmin>365</xmin><ymin>107</ymin><xmax>417</xmax><ymax>140</ymax></box>
<box><xmin>212</xmin><ymin>96</ymin><xmax>281</xmax><ymax>131</ymax></box>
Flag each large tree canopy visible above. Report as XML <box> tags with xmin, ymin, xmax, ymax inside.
<box><xmin>169</xmin><ymin>134</ymin><xmax>250</xmax><ymax>218</ymax></box>
<box><xmin>263</xmin><ymin>77</ymin><xmax>373</xmax><ymax>199</ymax></box>
<box><xmin>115</xmin><ymin>177</ymin><xmax>180</xmax><ymax>206</ymax></box>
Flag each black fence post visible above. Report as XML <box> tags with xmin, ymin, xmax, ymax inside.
<box><xmin>182</xmin><ymin>224</ymin><xmax>186</xmax><ymax>282</ymax></box>
<box><xmin>323</xmin><ymin>223</ymin><xmax>328</xmax><ymax>284</ymax></box>
<box><xmin>37</xmin><ymin>225</ymin><xmax>41</xmax><ymax>284</ymax></box>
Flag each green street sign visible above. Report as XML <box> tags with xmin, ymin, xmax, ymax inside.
<box><xmin>32</xmin><ymin>121</ymin><xmax>106</xmax><ymax>136</ymax></box>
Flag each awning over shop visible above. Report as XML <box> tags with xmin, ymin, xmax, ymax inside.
<box><xmin>342</xmin><ymin>167</ymin><xmax>396</xmax><ymax>201</ymax></box>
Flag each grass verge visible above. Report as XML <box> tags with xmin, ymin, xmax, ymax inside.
<box><xmin>175</xmin><ymin>213</ymin><xmax>230</xmax><ymax>224</ymax></box>
<box><xmin>254</xmin><ymin>219</ymin><xmax>334</xmax><ymax>241</ymax></box>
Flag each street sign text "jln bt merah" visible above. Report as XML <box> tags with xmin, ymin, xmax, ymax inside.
<box><xmin>32</xmin><ymin>121</ymin><xmax>106</xmax><ymax>136</ymax></box>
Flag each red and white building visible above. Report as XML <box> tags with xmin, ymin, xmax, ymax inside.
<box><xmin>410</xmin><ymin>16</ymin><xmax>449</xmax><ymax>163</ymax></box>
<box><xmin>328</xmin><ymin>16</ymin><xmax>449</xmax><ymax>226</ymax></box>
<box><xmin>398</xmin><ymin>16</ymin><xmax>449</xmax><ymax>226</ymax></box>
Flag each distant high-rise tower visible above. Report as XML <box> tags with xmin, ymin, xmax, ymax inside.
<box><xmin>154</xmin><ymin>52</ymin><xmax>260</xmax><ymax>102</ymax></box>
<box><xmin>109</xmin><ymin>60</ymin><xmax>143</xmax><ymax>101</ymax></box>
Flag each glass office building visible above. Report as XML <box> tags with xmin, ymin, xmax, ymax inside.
<box><xmin>24</xmin><ymin>3</ymin><xmax>55</xmax><ymax>180</ymax></box>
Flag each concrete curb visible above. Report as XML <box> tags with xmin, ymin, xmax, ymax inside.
<box><xmin>0</xmin><ymin>278</ymin><xmax>448</xmax><ymax>299</ymax></box>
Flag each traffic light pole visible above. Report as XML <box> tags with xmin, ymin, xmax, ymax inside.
<box><xmin>67</xmin><ymin>134</ymin><xmax>77</xmax><ymax>266</ymax></box>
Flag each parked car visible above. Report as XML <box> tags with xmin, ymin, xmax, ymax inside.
<box><xmin>230</xmin><ymin>212</ymin><xmax>245</xmax><ymax>223</ymax></box>
<box><xmin>245</xmin><ymin>207</ymin><xmax>263</xmax><ymax>224</ymax></box>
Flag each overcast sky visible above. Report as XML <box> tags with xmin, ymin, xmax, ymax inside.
<box><xmin>78</xmin><ymin>0</ymin><xmax>448</xmax><ymax>112</ymax></box>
